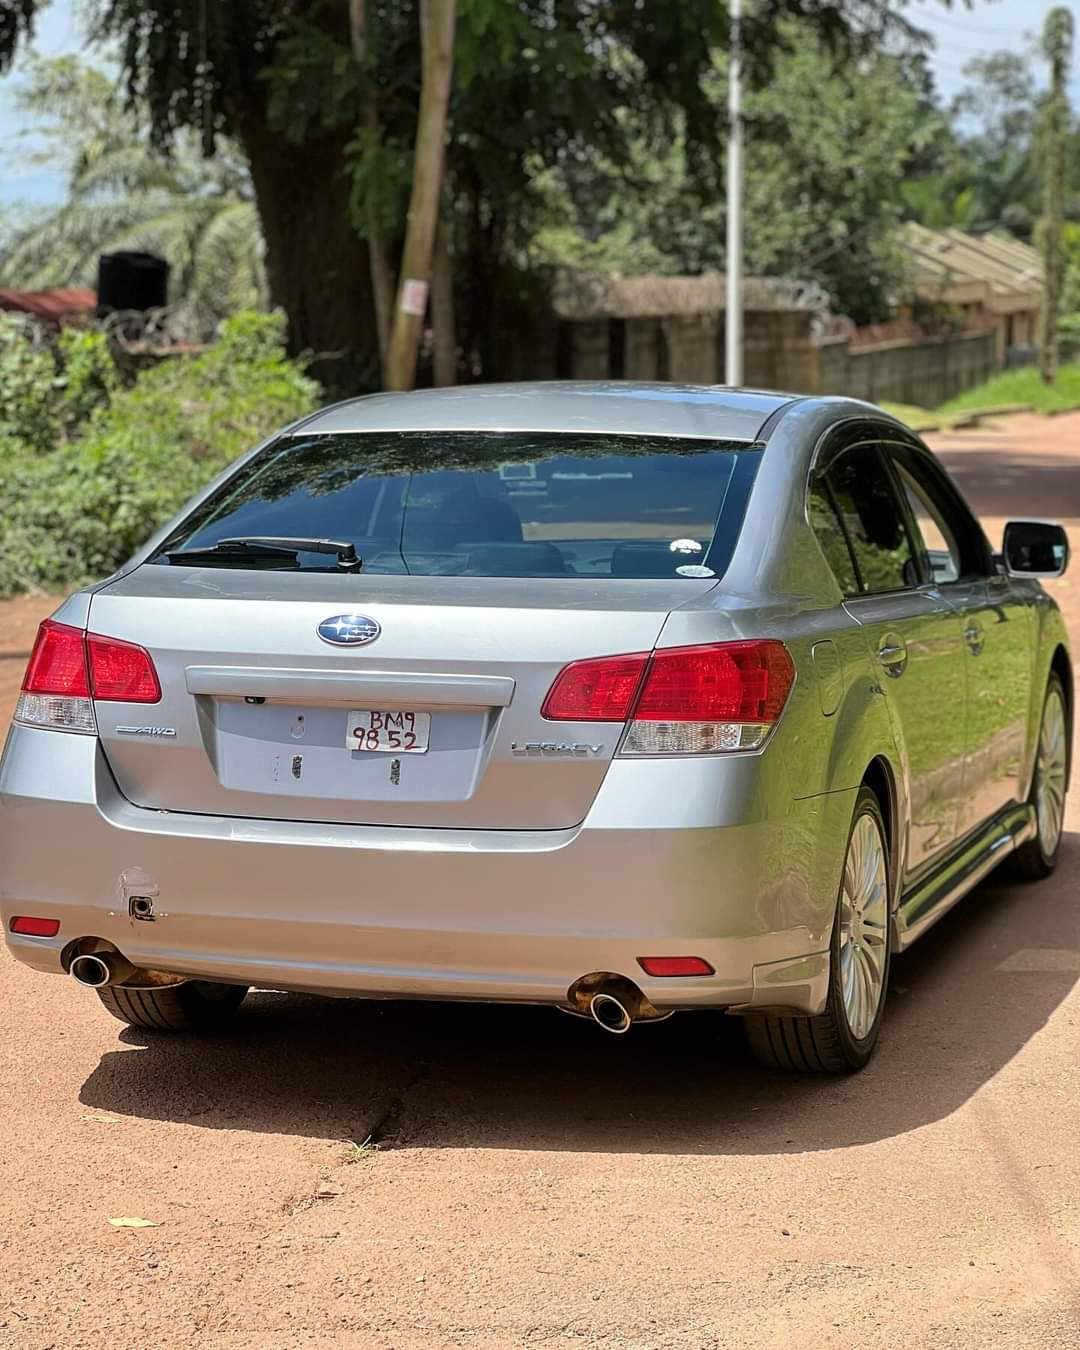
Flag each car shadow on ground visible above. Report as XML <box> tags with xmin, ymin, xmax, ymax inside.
<box><xmin>79</xmin><ymin>835</ymin><xmax>1080</xmax><ymax>1156</ymax></box>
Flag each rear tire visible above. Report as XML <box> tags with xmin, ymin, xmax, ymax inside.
<box><xmin>1011</xmin><ymin>674</ymin><xmax>1068</xmax><ymax>881</ymax></box>
<box><xmin>95</xmin><ymin>980</ymin><xmax>248</xmax><ymax>1032</ymax></box>
<box><xmin>746</xmin><ymin>786</ymin><xmax>891</xmax><ymax>1073</ymax></box>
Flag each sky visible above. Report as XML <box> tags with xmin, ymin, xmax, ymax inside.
<box><xmin>1</xmin><ymin>0</ymin><xmax>1079</xmax><ymax>208</ymax></box>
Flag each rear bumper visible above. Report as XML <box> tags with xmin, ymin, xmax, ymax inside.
<box><xmin>1</xmin><ymin>727</ymin><xmax>854</xmax><ymax>1015</ymax></box>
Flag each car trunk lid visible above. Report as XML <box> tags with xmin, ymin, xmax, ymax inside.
<box><xmin>89</xmin><ymin>567</ymin><xmax>712</xmax><ymax>829</ymax></box>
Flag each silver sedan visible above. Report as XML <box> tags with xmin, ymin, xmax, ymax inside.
<box><xmin>1</xmin><ymin>383</ymin><xmax>1071</xmax><ymax>1071</ymax></box>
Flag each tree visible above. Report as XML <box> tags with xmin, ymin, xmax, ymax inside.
<box><xmin>530</xmin><ymin>23</ymin><xmax>932</xmax><ymax>324</ymax></box>
<box><xmin>348</xmin><ymin>0</ymin><xmax>394</xmax><ymax>372</ymax></box>
<box><xmin>0</xmin><ymin>57</ymin><xmax>266</xmax><ymax>322</ymax></box>
<box><xmin>1039</xmin><ymin>8</ymin><xmax>1075</xmax><ymax>385</ymax></box>
<box><xmin>383</xmin><ymin>0</ymin><xmax>456</xmax><ymax>391</ymax></box>
<box><xmin>903</xmin><ymin>47</ymin><xmax>1080</xmax><ymax>242</ymax></box>
<box><xmin>0</xmin><ymin>1</ymin><xmax>936</xmax><ymax>390</ymax></box>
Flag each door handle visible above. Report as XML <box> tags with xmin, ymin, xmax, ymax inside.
<box><xmin>877</xmin><ymin>635</ymin><xmax>908</xmax><ymax>677</ymax></box>
<box><xmin>963</xmin><ymin>623</ymin><xmax>984</xmax><ymax>655</ymax></box>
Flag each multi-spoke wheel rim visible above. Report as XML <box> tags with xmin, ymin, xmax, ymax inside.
<box><xmin>1036</xmin><ymin>687</ymin><xmax>1067</xmax><ymax>859</ymax></box>
<box><xmin>838</xmin><ymin>812</ymin><xmax>889</xmax><ymax>1041</ymax></box>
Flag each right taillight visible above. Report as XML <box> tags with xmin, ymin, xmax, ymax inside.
<box><xmin>15</xmin><ymin>619</ymin><xmax>161</xmax><ymax>735</ymax></box>
<box><xmin>543</xmin><ymin>640</ymin><xmax>794</xmax><ymax>756</ymax></box>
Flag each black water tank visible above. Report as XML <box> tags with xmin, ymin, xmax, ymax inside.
<box><xmin>96</xmin><ymin>251</ymin><xmax>170</xmax><ymax>314</ymax></box>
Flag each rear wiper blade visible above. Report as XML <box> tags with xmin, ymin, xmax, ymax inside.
<box><xmin>166</xmin><ymin>536</ymin><xmax>363</xmax><ymax>572</ymax></box>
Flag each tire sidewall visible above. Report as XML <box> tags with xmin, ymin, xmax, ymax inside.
<box><xmin>828</xmin><ymin>787</ymin><xmax>892</xmax><ymax>1067</ymax></box>
<box><xmin>1032</xmin><ymin>674</ymin><xmax>1068</xmax><ymax>871</ymax></box>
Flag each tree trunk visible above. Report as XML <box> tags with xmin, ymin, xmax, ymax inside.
<box><xmin>384</xmin><ymin>0</ymin><xmax>457</xmax><ymax>392</ymax></box>
<box><xmin>1039</xmin><ymin>9</ymin><xmax>1073</xmax><ymax>386</ymax></box>
<box><xmin>431</xmin><ymin>208</ymin><xmax>457</xmax><ymax>385</ymax></box>
<box><xmin>235</xmin><ymin>107</ymin><xmax>378</xmax><ymax>396</ymax></box>
<box><xmin>349</xmin><ymin>0</ymin><xmax>395</xmax><ymax>375</ymax></box>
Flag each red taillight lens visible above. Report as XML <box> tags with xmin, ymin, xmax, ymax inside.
<box><xmin>637</xmin><ymin>956</ymin><xmax>715</xmax><ymax>977</ymax></box>
<box><xmin>541</xmin><ymin>652</ymin><xmax>649</xmax><ymax>721</ymax></box>
<box><xmin>542</xmin><ymin>639</ymin><xmax>794</xmax><ymax>754</ymax></box>
<box><xmin>21</xmin><ymin>620</ymin><xmax>90</xmax><ymax>697</ymax></box>
<box><xmin>633</xmin><ymin>642</ymin><xmax>794</xmax><ymax>723</ymax></box>
<box><xmin>87</xmin><ymin>634</ymin><xmax>161</xmax><ymax>703</ymax></box>
<box><xmin>19</xmin><ymin>622</ymin><xmax>160</xmax><ymax>704</ymax></box>
<box><xmin>10</xmin><ymin>915</ymin><xmax>61</xmax><ymax>938</ymax></box>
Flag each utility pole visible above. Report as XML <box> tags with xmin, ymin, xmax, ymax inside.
<box><xmin>1039</xmin><ymin>7</ymin><xmax>1074</xmax><ymax>386</ymax></box>
<box><xmin>725</xmin><ymin>0</ymin><xmax>743</xmax><ymax>387</ymax></box>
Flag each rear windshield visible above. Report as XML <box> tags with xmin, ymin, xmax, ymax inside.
<box><xmin>152</xmin><ymin>431</ymin><xmax>761</xmax><ymax>580</ymax></box>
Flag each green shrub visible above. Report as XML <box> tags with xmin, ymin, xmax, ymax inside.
<box><xmin>0</xmin><ymin>317</ymin><xmax>117</xmax><ymax>452</ymax></box>
<box><xmin>0</xmin><ymin>311</ymin><xmax>319</xmax><ymax>594</ymax></box>
<box><xmin>0</xmin><ymin>317</ymin><xmax>62</xmax><ymax>453</ymax></box>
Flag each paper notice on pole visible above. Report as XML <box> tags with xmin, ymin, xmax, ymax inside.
<box><xmin>400</xmin><ymin>279</ymin><xmax>429</xmax><ymax>317</ymax></box>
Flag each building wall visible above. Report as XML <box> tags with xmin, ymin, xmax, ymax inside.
<box><xmin>489</xmin><ymin>309</ymin><xmax>999</xmax><ymax>408</ymax></box>
<box><xmin>743</xmin><ymin>311</ymin><xmax>818</xmax><ymax>393</ymax></box>
<box><xmin>493</xmin><ymin>309</ymin><xmax>817</xmax><ymax>391</ymax></box>
<box><xmin>815</xmin><ymin>330</ymin><xmax>997</xmax><ymax>407</ymax></box>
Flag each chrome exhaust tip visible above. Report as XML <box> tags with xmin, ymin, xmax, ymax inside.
<box><xmin>69</xmin><ymin>950</ymin><xmax>138</xmax><ymax>989</ymax></box>
<box><xmin>589</xmin><ymin>991</ymin><xmax>633</xmax><ymax>1035</ymax></box>
<box><xmin>69</xmin><ymin>954</ymin><xmax>113</xmax><ymax>988</ymax></box>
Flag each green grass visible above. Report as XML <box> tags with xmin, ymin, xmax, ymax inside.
<box><xmin>938</xmin><ymin>362</ymin><xmax>1080</xmax><ymax>417</ymax></box>
<box><xmin>341</xmin><ymin>1136</ymin><xmax>379</xmax><ymax>1164</ymax></box>
<box><xmin>879</xmin><ymin>402</ymin><xmax>943</xmax><ymax>432</ymax></box>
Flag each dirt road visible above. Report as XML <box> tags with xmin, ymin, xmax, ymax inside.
<box><xmin>1</xmin><ymin>414</ymin><xmax>1078</xmax><ymax>1349</ymax></box>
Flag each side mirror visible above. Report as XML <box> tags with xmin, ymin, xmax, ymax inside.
<box><xmin>1002</xmin><ymin>520</ymin><xmax>1070</xmax><ymax>578</ymax></box>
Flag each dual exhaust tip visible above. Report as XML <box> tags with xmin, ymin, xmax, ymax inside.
<box><xmin>71</xmin><ymin>955</ymin><xmax>667</xmax><ymax>1028</ymax></box>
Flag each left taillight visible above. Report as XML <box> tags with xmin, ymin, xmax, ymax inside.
<box><xmin>15</xmin><ymin>619</ymin><xmax>160</xmax><ymax>734</ymax></box>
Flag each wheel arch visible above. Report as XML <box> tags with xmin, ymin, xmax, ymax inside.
<box><xmin>861</xmin><ymin>755</ymin><xmax>903</xmax><ymax>926</ymax></box>
<box><xmin>1049</xmin><ymin>644</ymin><xmax>1073</xmax><ymax>790</ymax></box>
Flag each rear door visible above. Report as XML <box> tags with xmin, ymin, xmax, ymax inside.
<box><xmin>90</xmin><ymin>430</ymin><xmax>760</xmax><ymax>830</ymax></box>
<box><xmin>887</xmin><ymin>445</ymin><xmax>1034</xmax><ymax>836</ymax></box>
<box><xmin>812</xmin><ymin>435</ymin><xmax>969</xmax><ymax>875</ymax></box>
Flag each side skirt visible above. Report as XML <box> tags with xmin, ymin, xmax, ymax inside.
<box><xmin>893</xmin><ymin>802</ymin><xmax>1036</xmax><ymax>952</ymax></box>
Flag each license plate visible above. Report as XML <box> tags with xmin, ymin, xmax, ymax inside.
<box><xmin>346</xmin><ymin>710</ymin><xmax>430</xmax><ymax>754</ymax></box>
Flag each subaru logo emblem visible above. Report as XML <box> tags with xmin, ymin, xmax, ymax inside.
<box><xmin>317</xmin><ymin>614</ymin><xmax>381</xmax><ymax>646</ymax></box>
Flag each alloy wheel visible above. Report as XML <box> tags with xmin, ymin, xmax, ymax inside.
<box><xmin>838</xmin><ymin>812</ymin><xmax>889</xmax><ymax>1041</ymax></box>
<box><xmin>1036</xmin><ymin>686</ymin><xmax>1068</xmax><ymax>859</ymax></box>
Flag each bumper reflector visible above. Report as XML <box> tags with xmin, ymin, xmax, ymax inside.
<box><xmin>637</xmin><ymin>955</ymin><xmax>715</xmax><ymax>977</ymax></box>
<box><xmin>10</xmin><ymin>915</ymin><xmax>61</xmax><ymax>938</ymax></box>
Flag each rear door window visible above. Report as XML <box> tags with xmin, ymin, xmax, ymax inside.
<box><xmin>894</xmin><ymin>463</ymin><xmax>962</xmax><ymax>584</ymax></box>
<box><xmin>821</xmin><ymin>446</ymin><xmax>918</xmax><ymax>594</ymax></box>
<box><xmin>888</xmin><ymin>448</ymin><xmax>989</xmax><ymax>584</ymax></box>
<box><xmin>153</xmin><ymin>431</ymin><xmax>762</xmax><ymax>581</ymax></box>
<box><xmin>808</xmin><ymin>481</ymin><xmax>859</xmax><ymax>595</ymax></box>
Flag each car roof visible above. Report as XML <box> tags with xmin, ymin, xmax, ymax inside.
<box><xmin>300</xmin><ymin>381</ymin><xmax>800</xmax><ymax>443</ymax></box>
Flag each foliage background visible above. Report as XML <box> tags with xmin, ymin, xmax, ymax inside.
<box><xmin>0</xmin><ymin>311</ymin><xmax>318</xmax><ymax>595</ymax></box>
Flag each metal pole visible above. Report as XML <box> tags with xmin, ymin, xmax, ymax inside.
<box><xmin>725</xmin><ymin>0</ymin><xmax>743</xmax><ymax>387</ymax></box>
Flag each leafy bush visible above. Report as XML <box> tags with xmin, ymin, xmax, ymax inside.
<box><xmin>0</xmin><ymin>312</ymin><xmax>319</xmax><ymax>594</ymax></box>
<box><xmin>0</xmin><ymin>317</ymin><xmax>117</xmax><ymax>453</ymax></box>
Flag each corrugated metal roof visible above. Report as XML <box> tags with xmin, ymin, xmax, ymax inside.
<box><xmin>0</xmin><ymin>287</ymin><xmax>97</xmax><ymax>320</ymax></box>
<box><xmin>900</xmin><ymin>225</ymin><xmax>1042</xmax><ymax>313</ymax></box>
